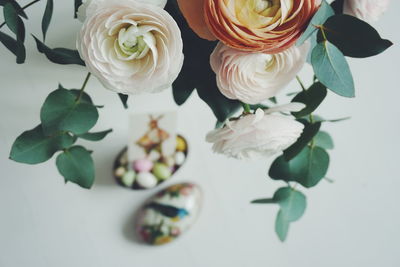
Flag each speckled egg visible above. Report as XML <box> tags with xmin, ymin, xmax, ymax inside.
<box><xmin>136</xmin><ymin>183</ymin><xmax>202</xmax><ymax>245</ymax></box>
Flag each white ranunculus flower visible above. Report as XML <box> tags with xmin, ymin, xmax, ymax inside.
<box><xmin>76</xmin><ymin>0</ymin><xmax>183</xmax><ymax>95</ymax></box>
<box><xmin>206</xmin><ymin>103</ymin><xmax>306</xmax><ymax>160</ymax></box>
<box><xmin>343</xmin><ymin>0</ymin><xmax>390</xmax><ymax>22</ymax></box>
<box><xmin>210</xmin><ymin>42</ymin><xmax>309</xmax><ymax>105</ymax></box>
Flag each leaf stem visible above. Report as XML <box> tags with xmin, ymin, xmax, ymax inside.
<box><xmin>241</xmin><ymin>102</ymin><xmax>251</xmax><ymax>114</ymax></box>
<box><xmin>296</xmin><ymin>75</ymin><xmax>306</xmax><ymax>92</ymax></box>
<box><xmin>77</xmin><ymin>72</ymin><xmax>91</xmax><ymax>101</ymax></box>
<box><xmin>0</xmin><ymin>0</ymin><xmax>42</xmax><ymax>29</ymax></box>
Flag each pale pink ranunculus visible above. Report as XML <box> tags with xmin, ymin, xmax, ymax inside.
<box><xmin>343</xmin><ymin>0</ymin><xmax>390</xmax><ymax>22</ymax></box>
<box><xmin>210</xmin><ymin>42</ymin><xmax>309</xmax><ymax>105</ymax></box>
<box><xmin>77</xmin><ymin>0</ymin><xmax>183</xmax><ymax>95</ymax></box>
<box><xmin>206</xmin><ymin>103</ymin><xmax>305</xmax><ymax>160</ymax></box>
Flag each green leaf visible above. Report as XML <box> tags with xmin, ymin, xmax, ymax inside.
<box><xmin>319</xmin><ymin>14</ymin><xmax>393</xmax><ymax>58</ymax></box>
<box><xmin>0</xmin><ymin>0</ymin><xmax>27</xmax><ymax>19</ymax></box>
<box><xmin>9</xmin><ymin>125</ymin><xmax>75</xmax><ymax>164</ymax></box>
<box><xmin>297</xmin><ymin>0</ymin><xmax>334</xmax><ymax>45</ymax></box>
<box><xmin>40</xmin><ymin>88</ymin><xmax>98</xmax><ymax>135</ymax></box>
<box><xmin>56</xmin><ymin>146</ymin><xmax>94</xmax><ymax>189</ymax></box>
<box><xmin>275</xmin><ymin>210</ymin><xmax>290</xmax><ymax>242</ymax></box>
<box><xmin>165</xmin><ymin>0</ymin><xmax>241</xmax><ymax>122</ymax></box>
<box><xmin>118</xmin><ymin>93</ymin><xmax>129</xmax><ymax>109</ymax></box>
<box><xmin>0</xmin><ymin>30</ymin><xmax>25</xmax><ymax>63</ymax></box>
<box><xmin>41</xmin><ymin>0</ymin><xmax>53</xmax><ymax>41</ymax></box>
<box><xmin>270</xmin><ymin>146</ymin><xmax>329</xmax><ymax>188</ymax></box>
<box><xmin>290</xmin><ymin>146</ymin><xmax>330</xmax><ymax>188</ymax></box>
<box><xmin>311</xmin><ymin>41</ymin><xmax>355</xmax><ymax>98</ymax></box>
<box><xmin>78</xmin><ymin>129</ymin><xmax>113</xmax><ymax>141</ymax></box>
<box><xmin>33</xmin><ymin>35</ymin><xmax>85</xmax><ymax>66</ymax></box>
<box><xmin>291</xmin><ymin>82</ymin><xmax>327</xmax><ymax>118</ymax></box>
<box><xmin>251</xmin><ymin>198</ymin><xmax>276</xmax><ymax>204</ymax></box>
<box><xmin>74</xmin><ymin>0</ymin><xmax>82</xmax><ymax>18</ymax></box>
<box><xmin>274</xmin><ymin>187</ymin><xmax>306</xmax><ymax>222</ymax></box>
<box><xmin>330</xmin><ymin>0</ymin><xmax>344</xmax><ymax>14</ymax></box>
<box><xmin>2</xmin><ymin>2</ymin><xmax>25</xmax><ymax>63</ymax></box>
<box><xmin>284</xmin><ymin>121</ymin><xmax>321</xmax><ymax>161</ymax></box>
<box><xmin>314</xmin><ymin>131</ymin><xmax>334</xmax><ymax>149</ymax></box>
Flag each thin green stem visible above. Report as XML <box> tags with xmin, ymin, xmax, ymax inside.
<box><xmin>0</xmin><ymin>0</ymin><xmax>42</xmax><ymax>29</ymax></box>
<box><xmin>77</xmin><ymin>73</ymin><xmax>91</xmax><ymax>101</ymax></box>
<box><xmin>241</xmin><ymin>102</ymin><xmax>251</xmax><ymax>113</ymax></box>
<box><xmin>296</xmin><ymin>75</ymin><xmax>306</xmax><ymax>92</ymax></box>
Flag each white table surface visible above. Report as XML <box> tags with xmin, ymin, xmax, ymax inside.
<box><xmin>1</xmin><ymin>1</ymin><xmax>399</xmax><ymax>267</ymax></box>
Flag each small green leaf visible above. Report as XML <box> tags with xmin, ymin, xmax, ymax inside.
<box><xmin>78</xmin><ymin>129</ymin><xmax>113</xmax><ymax>141</ymax></box>
<box><xmin>311</xmin><ymin>41</ymin><xmax>355</xmax><ymax>98</ymax></box>
<box><xmin>297</xmin><ymin>0</ymin><xmax>334</xmax><ymax>45</ymax></box>
<box><xmin>319</xmin><ymin>14</ymin><xmax>393</xmax><ymax>58</ymax></box>
<box><xmin>314</xmin><ymin>131</ymin><xmax>334</xmax><ymax>149</ymax></box>
<box><xmin>41</xmin><ymin>0</ymin><xmax>53</xmax><ymax>41</ymax></box>
<box><xmin>330</xmin><ymin>0</ymin><xmax>344</xmax><ymax>14</ymax></box>
<box><xmin>56</xmin><ymin>146</ymin><xmax>94</xmax><ymax>189</ymax></box>
<box><xmin>33</xmin><ymin>35</ymin><xmax>85</xmax><ymax>66</ymax></box>
<box><xmin>284</xmin><ymin>121</ymin><xmax>321</xmax><ymax>161</ymax></box>
<box><xmin>0</xmin><ymin>0</ymin><xmax>27</xmax><ymax>18</ymax></box>
<box><xmin>118</xmin><ymin>93</ymin><xmax>129</xmax><ymax>109</ymax></box>
<box><xmin>291</xmin><ymin>82</ymin><xmax>327</xmax><ymax>118</ymax></box>
<box><xmin>275</xmin><ymin>210</ymin><xmax>290</xmax><ymax>242</ymax></box>
<box><xmin>273</xmin><ymin>187</ymin><xmax>307</xmax><ymax>222</ymax></box>
<box><xmin>290</xmin><ymin>146</ymin><xmax>330</xmax><ymax>188</ymax></box>
<box><xmin>40</xmin><ymin>88</ymin><xmax>98</xmax><ymax>135</ymax></box>
<box><xmin>9</xmin><ymin>125</ymin><xmax>74</xmax><ymax>164</ymax></box>
<box><xmin>0</xmin><ymin>30</ymin><xmax>26</xmax><ymax>63</ymax></box>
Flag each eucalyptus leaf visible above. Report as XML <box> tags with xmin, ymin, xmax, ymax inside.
<box><xmin>291</xmin><ymin>82</ymin><xmax>327</xmax><ymax>118</ymax></box>
<box><xmin>0</xmin><ymin>0</ymin><xmax>27</xmax><ymax>19</ymax></box>
<box><xmin>165</xmin><ymin>0</ymin><xmax>241</xmax><ymax>122</ymax></box>
<box><xmin>78</xmin><ymin>129</ymin><xmax>113</xmax><ymax>141</ymax></box>
<box><xmin>42</xmin><ymin>0</ymin><xmax>53</xmax><ymax>41</ymax></box>
<box><xmin>74</xmin><ymin>0</ymin><xmax>82</xmax><ymax>18</ymax></box>
<box><xmin>314</xmin><ymin>131</ymin><xmax>334</xmax><ymax>149</ymax></box>
<box><xmin>33</xmin><ymin>35</ymin><xmax>85</xmax><ymax>66</ymax></box>
<box><xmin>251</xmin><ymin>198</ymin><xmax>276</xmax><ymax>204</ymax></box>
<box><xmin>0</xmin><ymin>30</ymin><xmax>25</xmax><ymax>63</ymax></box>
<box><xmin>311</xmin><ymin>41</ymin><xmax>355</xmax><ymax>98</ymax></box>
<box><xmin>319</xmin><ymin>14</ymin><xmax>393</xmax><ymax>58</ymax></box>
<box><xmin>56</xmin><ymin>146</ymin><xmax>94</xmax><ymax>189</ymax></box>
<box><xmin>270</xmin><ymin>146</ymin><xmax>329</xmax><ymax>188</ymax></box>
<box><xmin>275</xmin><ymin>210</ymin><xmax>290</xmax><ymax>242</ymax></box>
<box><xmin>40</xmin><ymin>88</ymin><xmax>98</xmax><ymax>135</ymax></box>
<box><xmin>9</xmin><ymin>125</ymin><xmax>75</xmax><ymax>164</ymax></box>
<box><xmin>284</xmin><ymin>121</ymin><xmax>321</xmax><ymax>161</ymax></box>
<box><xmin>274</xmin><ymin>187</ymin><xmax>306</xmax><ymax>222</ymax></box>
<box><xmin>118</xmin><ymin>93</ymin><xmax>129</xmax><ymax>109</ymax></box>
<box><xmin>331</xmin><ymin>0</ymin><xmax>344</xmax><ymax>14</ymax></box>
<box><xmin>297</xmin><ymin>0</ymin><xmax>334</xmax><ymax>45</ymax></box>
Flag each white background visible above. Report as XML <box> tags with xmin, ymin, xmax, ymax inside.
<box><xmin>1</xmin><ymin>1</ymin><xmax>399</xmax><ymax>267</ymax></box>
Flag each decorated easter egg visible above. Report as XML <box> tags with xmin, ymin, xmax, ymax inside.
<box><xmin>133</xmin><ymin>158</ymin><xmax>153</xmax><ymax>172</ymax></box>
<box><xmin>136</xmin><ymin>183</ymin><xmax>202</xmax><ymax>245</ymax></box>
<box><xmin>121</xmin><ymin>171</ymin><xmax>136</xmax><ymax>187</ymax></box>
<box><xmin>136</xmin><ymin>172</ymin><xmax>158</xmax><ymax>189</ymax></box>
<box><xmin>152</xmin><ymin>163</ymin><xmax>171</xmax><ymax>180</ymax></box>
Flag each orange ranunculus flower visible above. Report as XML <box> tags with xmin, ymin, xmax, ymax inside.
<box><xmin>179</xmin><ymin>0</ymin><xmax>320</xmax><ymax>53</ymax></box>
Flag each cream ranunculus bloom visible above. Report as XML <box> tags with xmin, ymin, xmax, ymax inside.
<box><xmin>343</xmin><ymin>0</ymin><xmax>390</xmax><ymax>22</ymax></box>
<box><xmin>210</xmin><ymin>42</ymin><xmax>309</xmax><ymax>105</ymax></box>
<box><xmin>206</xmin><ymin>103</ymin><xmax>305</xmax><ymax>160</ymax></box>
<box><xmin>77</xmin><ymin>0</ymin><xmax>183</xmax><ymax>94</ymax></box>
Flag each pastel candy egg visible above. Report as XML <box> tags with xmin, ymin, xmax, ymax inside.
<box><xmin>121</xmin><ymin>171</ymin><xmax>136</xmax><ymax>187</ymax></box>
<box><xmin>152</xmin><ymin>163</ymin><xmax>171</xmax><ymax>180</ymax></box>
<box><xmin>176</xmin><ymin>136</ymin><xmax>187</xmax><ymax>152</ymax></box>
<box><xmin>136</xmin><ymin>183</ymin><xmax>202</xmax><ymax>245</ymax></box>
<box><xmin>114</xmin><ymin>166</ymin><xmax>126</xmax><ymax>177</ymax></box>
<box><xmin>175</xmin><ymin>152</ymin><xmax>186</xmax><ymax>165</ymax></box>
<box><xmin>148</xmin><ymin>150</ymin><xmax>161</xmax><ymax>161</ymax></box>
<box><xmin>133</xmin><ymin>158</ymin><xmax>153</xmax><ymax>172</ymax></box>
<box><xmin>137</xmin><ymin>172</ymin><xmax>158</xmax><ymax>189</ymax></box>
<box><xmin>164</xmin><ymin>156</ymin><xmax>175</xmax><ymax>167</ymax></box>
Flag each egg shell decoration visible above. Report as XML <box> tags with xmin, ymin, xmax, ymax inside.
<box><xmin>113</xmin><ymin>135</ymin><xmax>188</xmax><ymax>190</ymax></box>
<box><xmin>136</xmin><ymin>183</ymin><xmax>202</xmax><ymax>245</ymax></box>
